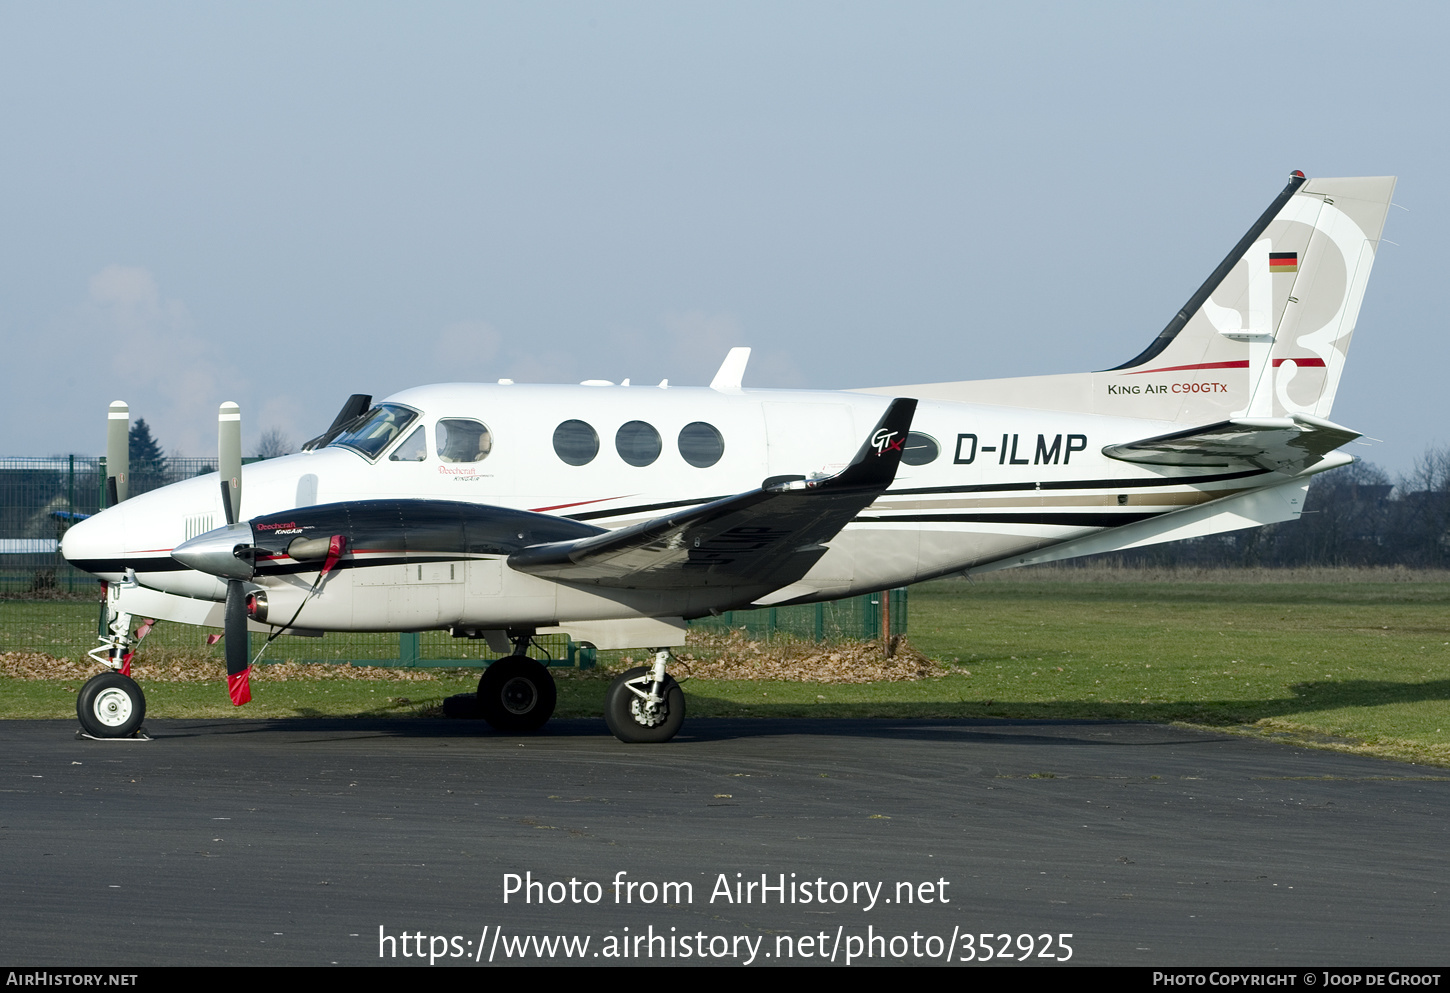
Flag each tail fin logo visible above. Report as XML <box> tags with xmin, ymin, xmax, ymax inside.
<box><xmin>872</xmin><ymin>429</ymin><xmax>903</xmax><ymax>456</ymax></box>
<box><xmin>1189</xmin><ymin>196</ymin><xmax>1371</xmax><ymax>419</ymax></box>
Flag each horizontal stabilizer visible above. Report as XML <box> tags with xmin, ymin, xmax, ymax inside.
<box><xmin>508</xmin><ymin>399</ymin><xmax>917</xmax><ymax>590</ymax></box>
<box><xmin>1102</xmin><ymin>412</ymin><xmax>1360</xmax><ymax>474</ymax></box>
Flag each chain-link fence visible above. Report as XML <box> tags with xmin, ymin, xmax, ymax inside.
<box><xmin>690</xmin><ymin>588</ymin><xmax>907</xmax><ymax>642</ymax></box>
<box><xmin>0</xmin><ymin>456</ymin><xmax>228</xmax><ymax>594</ymax></box>
<box><xmin>1</xmin><ymin>589</ymin><xmax>906</xmax><ymax>669</ymax></box>
<box><xmin>0</xmin><ymin>597</ymin><xmax>588</xmax><ymax>668</ymax></box>
<box><xmin>2</xmin><ymin>453</ymin><xmax>907</xmax><ymax>665</ymax></box>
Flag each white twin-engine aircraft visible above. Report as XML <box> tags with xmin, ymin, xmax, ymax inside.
<box><xmin>62</xmin><ymin>171</ymin><xmax>1395</xmax><ymax>743</ymax></box>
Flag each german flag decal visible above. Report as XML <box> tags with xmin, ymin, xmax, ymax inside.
<box><xmin>1269</xmin><ymin>252</ymin><xmax>1299</xmax><ymax>273</ymax></box>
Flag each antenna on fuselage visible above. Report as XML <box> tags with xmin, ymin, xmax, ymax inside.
<box><xmin>709</xmin><ymin>347</ymin><xmax>751</xmax><ymax>392</ymax></box>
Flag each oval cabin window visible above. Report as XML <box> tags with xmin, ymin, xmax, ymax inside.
<box><xmin>677</xmin><ymin>422</ymin><xmax>725</xmax><ymax>468</ymax></box>
<box><xmin>615</xmin><ymin>421</ymin><xmax>662</xmax><ymax>467</ymax></box>
<box><xmin>553</xmin><ymin>420</ymin><xmax>600</xmax><ymax>466</ymax></box>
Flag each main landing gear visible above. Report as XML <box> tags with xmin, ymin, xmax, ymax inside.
<box><xmin>469</xmin><ymin>639</ymin><xmax>685</xmax><ymax>743</ymax></box>
<box><xmin>604</xmin><ymin>649</ymin><xmax>685</xmax><ymax>744</ymax></box>
<box><xmin>474</xmin><ymin>633</ymin><xmax>557</xmax><ymax>733</ymax></box>
<box><xmin>76</xmin><ymin>584</ymin><xmax>148</xmax><ymax>739</ymax></box>
<box><xmin>477</xmin><ymin>656</ymin><xmax>557</xmax><ymax>733</ymax></box>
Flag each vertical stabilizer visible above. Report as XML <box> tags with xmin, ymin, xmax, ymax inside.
<box><xmin>857</xmin><ymin>173</ymin><xmax>1396</xmax><ymax>423</ymax></box>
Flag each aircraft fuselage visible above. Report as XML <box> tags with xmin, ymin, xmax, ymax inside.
<box><xmin>61</xmin><ymin>381</ymin><xmax>1308</xmax><ymax>639</ymax></box>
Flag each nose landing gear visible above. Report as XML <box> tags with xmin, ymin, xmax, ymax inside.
<box><xmin>76</xmin><ymin>583</ymin><xmax>149</xmax><ymax>739</ymax></box>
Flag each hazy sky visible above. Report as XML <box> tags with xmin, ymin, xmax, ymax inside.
<box><xmin>1</xmin><ymin>2</ymin><xmax>1443</xmax><ymax>476</ymax></box>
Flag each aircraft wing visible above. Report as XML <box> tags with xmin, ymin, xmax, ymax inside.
<box><xmin>508</xmin><ymin>398</ymin><xmax>918</xmax><ymax>590</ymax></box>
<box><xmin>1102</xmin><ymin>412</ymin><xmax>1360</xmax><ymax>474</ymax></box>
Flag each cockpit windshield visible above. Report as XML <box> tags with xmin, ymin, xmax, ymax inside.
<box><xmin>327</xmin><ymin>404</ymin><xmax>420</xmax><ymax>460</ymax></box>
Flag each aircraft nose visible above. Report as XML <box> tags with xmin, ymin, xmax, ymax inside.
<box><xmin>172</xmin><ymin>523</ymin><xmax>257</xmax><ymax>580</ymax></box>
<box><xmin>60</xmin><ymin>507</ymin><xmax>128</xmax><ymax>580</ymax></box>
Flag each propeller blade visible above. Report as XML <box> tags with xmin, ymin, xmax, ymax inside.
<box><xmin>224</xmin><ymin>579</ymin><xmax>252</xmax><ymax>705</ymax></box>
<box><xmin>106</xmin><ymin>401</ymin><xmax>129</xmax><ymax>505</ymax></box>
<box><xmin>219</xmin><ymin>401</ymin><xmax>242</xmax><ymax>526</ymax></box>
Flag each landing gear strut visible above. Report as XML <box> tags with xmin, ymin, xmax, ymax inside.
<box><xmin>475</xmin><ymin>633</ymin><xmax>557</xmax><ymax>733</ymax></box>
<box><xmin>77</xmin><ymin>582</ymin><xmax>147</xmax><ymax>738</ymax></box>
<box><xmin>604</xmin><ymin>649</ymin><xmax>685</xmax><ymax>743</ymax></box>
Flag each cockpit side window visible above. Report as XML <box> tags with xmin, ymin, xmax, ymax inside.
<box><xmin>437</xmin><ymin>418</ymin><xmax>493</xmax><ymax>463</ymax></box>
<box><xmin>388</xmin><ymin>425</ymin><xmax>428</xmax><ymax>462</ymax></box>
<box><xmin>328</xmin><ymin>404</ymin><xmax>420</xmax><ymax>461</ymax></box>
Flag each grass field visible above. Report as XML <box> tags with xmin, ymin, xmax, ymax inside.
<box><xmin>900</xmin><ymin>573</ymin><xmax>1450</xmax><ymax>765</ymax></box>
<box><xmin>5</xmin><ymin>569</ymin><xmax>1450</xmax><ymax>766</ymax></box>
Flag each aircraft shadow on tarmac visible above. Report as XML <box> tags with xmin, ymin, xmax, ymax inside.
<box><xmin>683</xmin><ymin>677</ymin><xmax>1450</xmax><ymax>728</ymax></box>
<box><xmin>103</xmin><ymin>676</ymin><xmax>1450</xmax><ymax>752</ymax></box>
<box><xmin>126</xmin><ymin>714</ymin><xmax>1228</xmax><ymax>751</ymax></box>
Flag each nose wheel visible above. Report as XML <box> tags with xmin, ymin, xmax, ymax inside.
<box><xmin>76</xmin><ymin>672</ymin><xmax>147</xmax><ymax>738</ymax></box>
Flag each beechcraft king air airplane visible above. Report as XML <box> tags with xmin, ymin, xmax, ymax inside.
<box><xmin>61</xmin><ymin>171</ymin><xmax>1395</xmax><ymax>743</ymax></box>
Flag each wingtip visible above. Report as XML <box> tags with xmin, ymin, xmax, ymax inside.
<box><xmin>831</xmin><ymin>397</ymin><xmax>918</xmax><ymax>488</ymax></box>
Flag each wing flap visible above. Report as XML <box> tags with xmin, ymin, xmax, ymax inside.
<box><xmin>1102</xmin><ymin>412</ymin><xmax>1360</xmax><ymax>473</ymax></box>
<box><xmin>508</xmin><ymin>398</ymin><xmax>917</xmax><ymax>590</ymax></box>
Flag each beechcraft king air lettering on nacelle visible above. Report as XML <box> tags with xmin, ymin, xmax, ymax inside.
<box><xmin>61</xmin><ymin>171</ymin><xmax>1396</xmax><ymax>742</ymax></box>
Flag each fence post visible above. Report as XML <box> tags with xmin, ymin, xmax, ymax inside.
<box><xmin>881</xmin><ymin>588</ymin><xmax>893</xmax><ymax>658</ymax></box>
<box><xmin>567</xmin><ymin>639</ymin><xmax>597</xmax><ymax>670</ymax></box>
<box><xmin>67</xmin><ymin>455</ymin><xmax>75</xmax><ymax>593</ymax></box>
<box><xmin>399</xmin><ymin>632</ymin><xmax>421</xmax><ymax>667</ymax></box>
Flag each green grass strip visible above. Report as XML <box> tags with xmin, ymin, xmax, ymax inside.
<box><xmin>5</xmin><ymin>577</ymin><xmax>1450</xmax><ymax>766</ymax></box>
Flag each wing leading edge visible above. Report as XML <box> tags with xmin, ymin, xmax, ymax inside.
<box><xmin>1102</xmin><ymin>412</ymin><xmax>1361</xmax><ymax>474</ymax></box>
<box><xmin>508</xmin><ymin>398</ymin><xmax>918</xmax><ymax>590</ymax></box>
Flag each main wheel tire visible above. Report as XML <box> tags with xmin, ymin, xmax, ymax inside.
<box><xmin>604</xmin><ymin>666</ymin><xmax>685</xmax><ymax>743</ymax></box>
<box><xmin>477</xmin><ymin>656</ymin><xmax>556</xmax><ymax>733</ymax></box>
<box><xmin>76</xmin><ymin>672</ymin><xmax>146</xmax><ymax>738</ymax></box>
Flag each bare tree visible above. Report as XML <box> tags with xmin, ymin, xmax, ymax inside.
<box><xmin>254</xmin><ymin>428</ymin><xmax>293</xmax><ymax>459</ymax></box>
<box><xmin>1390</xmin><ymin>447</ymin><xmax>1450</xmax><ymax>567</ymax></box>
<box><xmin>1282</xmin><ymin>459</ymin><xmax>1393</xmax><ymax>566</ymax></box>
